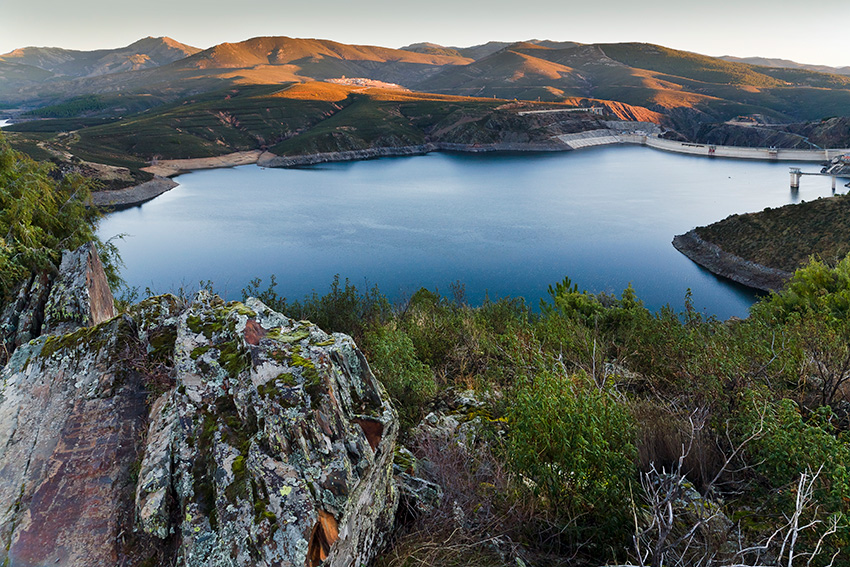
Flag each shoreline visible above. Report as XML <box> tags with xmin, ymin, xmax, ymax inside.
<box><xmin>98</xmin><ymin>137</ymin><xmax>850</xmax><ymax>210</ymax></box>
<box><xmin>100</xmin><ymin>143</ymin><xmax>567</xmax><ymax>207</ymax></box>
<box><xmin>91</xmin><ymin>176</ymin><xmax>179</xmax><ymax>210</ymax></box>
<box><xmin>672</xmin><ymin>230</ymin><xmax>792</xmax><ymax>293</ymax></box>
<box><xmin>141</xmin><ymin>150</ymin><xmax>266</xmax><ymax>177</ymax></box>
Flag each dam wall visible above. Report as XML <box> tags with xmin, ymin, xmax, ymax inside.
<box><xmin>619</xmin><ymin>135</ymin><xmax>850</xmax><ymax>162</ymax></box>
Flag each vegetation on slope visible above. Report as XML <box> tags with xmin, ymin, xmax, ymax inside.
<box><xmin>696</xmin><ymin>193</ymin><xmax>850</xmax><ymax>272</ymax></box>
<box><xmin>0</xmin><ymin>132</ymin><xmax>109</xmax><ymax>300</ymax></box>
<box><xmin>7</xmin><ymin>83</ymin><xmax>615</xmax><ymax>167</ymax></box>
<box><xmin>234</xmin><ymin>258</ymin><xmax>850</xmax><ymax>566</ymax></box>
<box><xmin>598</xmin><ymin>43</ymin><xmax>787</xmax><ymax>87</ymax></box>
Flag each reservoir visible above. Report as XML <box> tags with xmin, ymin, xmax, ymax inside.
<box><xmin>97</xmin><ymin>146</ymin><xmax>840</xmax><ymax>319</ymax></box>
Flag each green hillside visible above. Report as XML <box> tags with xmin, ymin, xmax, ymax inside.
<box><xmin>696</xmin><ymin>194</ymin><xmax>850</xmax><ymax>272</ymax></box>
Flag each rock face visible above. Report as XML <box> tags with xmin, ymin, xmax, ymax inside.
<box><xmin>0</xmin><ymin>241</ymin><xmax>115</xmax><ymax>366</ymax></box>
<box><xmin>135</xmin><ymin>291</ymin><xmax>398</xmax><ymax>566</ymax></box>
<box><xmin>0</xmin><ymin>272</ymin><xmax>398</xmax><ymax>566</ymax></box>
<box><xmin>43</xmin><ymin>241</ymin><xmax>116</xmax><ymax>334</ymax></box>
<box><xmin>0</xmin><ymin>315</ymin><xmax>150</xmax><ymax>566</ymax></box>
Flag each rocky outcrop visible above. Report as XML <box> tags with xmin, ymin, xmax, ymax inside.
<box><xmin>0</xmin><ymin>242</ymin><xmax>114</xmax><ymax>365</ymax></box>
<box><xmin>0</xmin><ymin>315</ymin><xmax>151</xmax><ymax>566</ymax></box>
<box><xmin>0</xmin><ymin>277</ymin><xmax>399</xmax><ymax>566</ymax></box>
<box><xmin>43</xmin><ymin>241</ymin><xmax>116</xmax><ymax>334</ymax></box>
<box><xmin>135</xmin><ymin>291</ymin><xmax>399</xmax><ymax>566</ymax></box>
<box><xmin>673</xmin><ymin>230</ymin><xmax>792</xmax><ymax>292</ymax></box>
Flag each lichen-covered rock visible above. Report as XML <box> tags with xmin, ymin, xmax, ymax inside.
<box><xmin>0</xmin><ymin>287</ymin><xmax>398</xmax><ymax>567</ymax></box>
<box><xmin>136</xmin><ymin>390</ymin><xmax>179</xmax><ymax>538</ymax></box>
<box><xmin>134</xmin><ymin>291</ymin><xmax>399</xmax><ymax>567</ymax></box>
<box><xmin>0</xmin><ymin>270</ymin><xmax>53</xmax><ymax>362</ymax></box>
<box><xmin>0</xmin><ymin>242</ymin><xmax>116</xmax><ymax>367</ymax></box>
<box><xmin>0</xmin><ymin>315</ymin><xmax>151</xmax><ymax>566</ymax></box>
<box><xmin>43</xmin><ymin>242</ymin><xmax>116</xmax><ymax>335</ymax></box>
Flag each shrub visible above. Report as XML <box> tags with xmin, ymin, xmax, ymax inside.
<box><xmin>507</xmin><ymin>370</ymin><xmax>637</xmax><ymax>555</ymax></box>
<box><xmin>363</xmin><ymin>326</ymin><xmax>435</xmax><ymax>429</ymax></box>
<box><xmin>0</xmin><ymin>132</ymin><xmax>105</xmax><ymax>303</ymax></box>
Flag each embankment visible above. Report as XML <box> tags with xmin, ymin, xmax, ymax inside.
<box><xmin>672</xmin><ymin>230</ymin><xmax>792</xmax><ymax>292</ymax></box>
<box><xmin>628</xmin><ymin>135</ymin><xmax>850</xmax><ymax>162</ymax></box>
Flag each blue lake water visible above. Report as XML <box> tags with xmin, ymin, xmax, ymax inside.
<box><xmin>97</xmin><ymin>146</ymin><xmax>840</xmax><ymax>319</ymax></box>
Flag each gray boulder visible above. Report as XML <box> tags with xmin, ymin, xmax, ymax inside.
<box><xmin>0</xmin><ymin>289</ymin><xmax>399</xmax><ymax>567</ymax></box>
<box><xmin>0</xmin><ymin>241</ymin><xmax>115</xmax><ymax>365</ymax></box>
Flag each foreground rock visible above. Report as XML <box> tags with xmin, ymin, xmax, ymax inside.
<box><xmin>136</xmin><ymin>291</ymin><xmax>398</xmax><ymax>566</ymax></box>
<box><xmin>0</xmin><ymin>242</ymin><xmax>114</xmax><ymax>365</ymax></box>
<box><xmin>0</xmin><ymin>259</ymin><xmax>399</xmax><ymax>566</ymax></box>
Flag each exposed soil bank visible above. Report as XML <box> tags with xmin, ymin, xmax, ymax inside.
<box><xmin>672</xmin><ymin>230</ymin><xmax>792</xmax><ymax>293</ymax></box>
<box><xmin>141</xmin><ymin>150</ymin><xmax>265</xmax><ymax>177</ymax></box>
<box><xmin>91</xmin><ymin>177</ymin><xmax>178</xmax><ymax>209</ymax></box>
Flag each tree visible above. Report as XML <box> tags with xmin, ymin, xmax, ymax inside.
<box><xmin>0</xmin><ymin>132</ymin><xmax>104</xmax><ymax>303</ymax></box>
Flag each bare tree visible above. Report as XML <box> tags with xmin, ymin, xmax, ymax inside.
<box><xmin>733</xmin><ymin>466</ymin><xmax>840</xmax><ymax>567</ymax></box>
<box><xmin>631</xmin><ymin>404</ymin><xmax>840</xmax><ymax>567</ymax></box>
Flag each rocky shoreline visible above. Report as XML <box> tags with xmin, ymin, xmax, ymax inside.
<box><xmin>672</xmin><ymin>229</ymin><xmax>792</xmax><ymax>292</ymax></box>
<box><xmin>257</xmin><ymin>141</ymin><xmax>564</xmax><ymax>167</ymax></box>
<box><xmin>91</xmin><ymin>176</ymin><xmax>179</xmax><ymax>209</ymax></box>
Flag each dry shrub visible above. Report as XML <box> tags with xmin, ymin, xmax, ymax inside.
<box><xmin>632</xmin><ymin>401</ymin><xmax>725</xmax><ymax>492</ymax></box>
<box><xmin>376</xmin><ymin>426</ymin><xmax>525</xmax><ymax>567</ymax></box>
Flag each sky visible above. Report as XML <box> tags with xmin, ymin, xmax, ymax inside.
<box><xmin>1</xmin><ymin>0</ymin><xmax>848</xmax><ymax>68</ymax></box>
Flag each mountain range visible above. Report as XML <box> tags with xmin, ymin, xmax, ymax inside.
<box><xmin>719</xmin><ymin>55</ymin><xmax>850</xmax><ymax>77</ymax></box>
<box><xmin>2</xmin><ymin>35</ymin><xmax>849</xmax><ymax>175</ymax></box>
<box><xmin>3</xmin><ymin>35</ymin><xmax>850</xmax><ymax>126</ymax></box>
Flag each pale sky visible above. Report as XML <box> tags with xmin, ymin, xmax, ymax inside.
<box><xmin>1</xmin><ymin>0</ymin><xmax>848</xmax><ymax>68</ymax></box>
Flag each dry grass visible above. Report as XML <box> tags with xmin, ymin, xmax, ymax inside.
<box><xmin>375</xmin><ymin>426</ymin><xmax>527</xmax><ymax>567</ymax></box>
<box><xmin>632</xmin><ymin>401</ymin><xmax>726</xmax><ymax>492</ymax></box>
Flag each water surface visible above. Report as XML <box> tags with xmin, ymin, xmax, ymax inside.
<box><xmin>98</xmin><ymin>147</ymin><xmax>839</xmax><ymax>319</ymax></box>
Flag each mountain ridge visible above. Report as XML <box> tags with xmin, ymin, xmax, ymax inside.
<box><xmin>0</xmin><ymin>36</ymin><xmax>200</xmax><ymax>79</ymax></box>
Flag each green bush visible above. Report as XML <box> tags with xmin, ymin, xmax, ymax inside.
<box><xmin>753</xmin><ymin>255</ymin><xmax>850</xmax><ymax>321</ymax></box>
<box><xmin>363</xmin><ymin>326</ymin><xmax>435</xmax><ymax>429</ymax></box>
<box><xmin>0</xmin><ymin>132</ymin><xmax>104</xmax><ymax>302</ymax></box>
<box><xmin>507</xmin><ymin>370</ymin><xmax>637</xmax><ymax>551</ymax></box>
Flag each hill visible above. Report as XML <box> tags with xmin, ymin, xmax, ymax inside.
<box><xmin>415</xmin><ymin>41</ymin><xmax>850</xmax><ymax>131</ymax></box>
<box><xmin>169</xmin><ymin>36</ymin><xmax>472</xmax><ymax>84</ymax></box>
<box><xmin>400</xmin><ymin>42</ymin><xmax>464</xmax><ymax>58</ymax></box>
<box><xmin>0</xmin><ymin>37</ymin><xmax>200</xmax><ymax>78</ymax></box>
<box><xmin>4</xmin><ymin>36</ymin><xmax>850</xmax><ymax>167</ymax></box>
<box><xmin>5</xmin><ymin>82</ymin><xmax>628</xmax><ymax>168</ymax></box>
<box><xmin>692</xmin><ymin>194</ymin><xmax>850</xmax><ymax>274</ymax></box>
<box><xmin>720</xmin><ymin>55</ymin><xmax>850</xmax><ymax>77</ymax></box>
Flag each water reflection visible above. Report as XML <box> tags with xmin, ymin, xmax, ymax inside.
<box><xmin>98</xmin><ymin>147</ymin><xmax>841</xmax><ymax>320</ymax></box>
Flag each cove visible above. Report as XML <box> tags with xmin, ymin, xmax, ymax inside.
<box><xmin>97</xmin><ymin>146</ymin><xmax>840</xmax><ymax>320</ymax></box>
